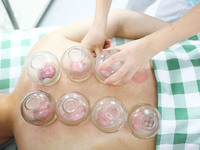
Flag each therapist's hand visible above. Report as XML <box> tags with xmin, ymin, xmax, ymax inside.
<box><xmin>81</xmin><ymin>26</ymin><xmax>111</xmax><ymax>57</ymax></box>
<box><xmin>98</xmin><ymin>38</ymin><xmax>153</xmax><ymax>86</ymax></box>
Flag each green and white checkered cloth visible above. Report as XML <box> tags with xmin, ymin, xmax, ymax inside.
<box><xmin>0</xmin><ymin>27</ymin><xmax>58</xmax><ymax>150</ymax></box>
<box><xmin>152</xmin><ymin>34</ymin><xmax>200</xmax><ymax>150</ymax></box>
<box><xmin>0</xmin><ymin>27</ymin><xmax>57</xmax><ymax>94</ymax></box>
<box><xmin>0</xmin><ymin>27</ymin><xmax>200</xmax><ymax>150</ymax></box>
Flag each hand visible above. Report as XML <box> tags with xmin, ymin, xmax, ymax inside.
<box><xmin>98</xmin><ymin>38</ymin><xmax>153</xmax><ymax>86</ymax></box>
<box><xmin>81</xmin><ymin>26</ymin><xmax>111</xmax><ymax>57</ymax></box>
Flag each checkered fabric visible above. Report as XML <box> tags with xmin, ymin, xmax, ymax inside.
<box><xmin>0</xmin><ymin>27</ymin><xmax>58</xmax><ymax>150</ymax></box>
<box><xmin>0</xmin><ymin>27</ymin><xmax>200</xmax><ymax>150</ymax></box>
<box><xmin>152</xmin><ymin>34</ymin><xmax>200</xmax><ymax>150</ymax></box>
<box><xmin>0</xmin><ymin>27</ymin><xmax>59</xmax><ymax>94</ymax></box>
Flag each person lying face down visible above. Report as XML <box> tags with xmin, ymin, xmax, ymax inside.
<box><xmin>0</xmin><ymin>9</ymin><xmax>168</xmax><ymax>150</ymax></box>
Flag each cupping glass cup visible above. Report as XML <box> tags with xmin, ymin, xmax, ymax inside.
<box><xmin>21</xmin><ymin>91</ymin><xmax>57</xmax><ymax>126</ymax></box>
<box><xmin>26</xmin><ymin>51</ymin><xmax>61</xmax><ymax>86</ymax></box>
<box><xmin>95</xmin><ymin>50</ymin><xmax>122</xmax><ymax>83</ymax></box>
<box><xmin>127</xmin><ymin>104</ymin><xmax>161</xmax><ymax>139</ymax></box>
<box><xmin>91</xmin><ymin>96</ymin><xmax>127</xmax><ymax>133</ymax></box>
<box><xmin>60</xmin><ymin>46</ymin><xmax>94</xmax><ymax>82</ymax></box>
<box><xmin>56</xmin><ymin>92</ymin><xmax>90</xmax><ymax>126</ymax></box>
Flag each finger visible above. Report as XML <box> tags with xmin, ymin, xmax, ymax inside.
<box><xmin>81</xmin><ymin>44</ymin><xmax>94</xmax><ymax>55</ymax></box>
<box><xmin>105</xmin><ymin>39</ymin><xmax>111</xmax><ymax>46</ymax></box>
<box><xmin>97</xmin><ymin>53</ymin><xmax>124</xmax><ymax>71</ymax></box>
<box><xmin>89</xmin><ymin>49</ymin><xmax>96</xmax><ymax>57</ymax></box>
<box><xmin>106</xmin><ymin>39</ymin><xmax>111</xmax><ymax>42</ymax></box>
<box><xmin>104</xmin><ymin>39</ymin><xmax>111</xmax><ymax>49</ymax></box>
<box><xmin>104</xmin><ymin>44</ymin><xmax>111</xmax><ymax>49</ymax></box>
<box><xmin>108</xmin><ymin>71</ymin><xmax>129</xmax><ymax>87</ymax></box>
<box><xmin>85</xmin><ymin>46</ymin><xmax>96</xmax><ymax>57</ymax></box>
<box><xmin>104</xmin><ymin>63</ymin><xmax>130</xmax><ymax>85</ymax></box>
<box><xmin>122</xmin><ymin>70</ymin><xmax>137</xmax><ymax>84</ymax></box>
<box><xmin>95</xmin><ymin>46</ymin><xmax>103</xmax><ymax>56</ymax></box>
<box><xmin>104</xmin><ymin>46</ymin><xmax>119</xmax><ymax>51</ymax></box>
<box><xmin>112</xmin><ymin>69</ymin><xmax>137</xmax><ymax>86</ymax></box>
<box><xmin>91</xmin><ymin>51</ymin><xmax>96</xmax><ymax>57</ymax></box>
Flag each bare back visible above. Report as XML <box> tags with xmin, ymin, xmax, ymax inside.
<box><xmin>7</xmin><ymin>32</ymin><xmax>158</xmax><ymax>150</ymax></box>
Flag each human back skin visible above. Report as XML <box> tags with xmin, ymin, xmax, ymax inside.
<box><xmin>0</xmin><ymin>9</ymin><xmax>168</xmax><ymax>150</ymax></box>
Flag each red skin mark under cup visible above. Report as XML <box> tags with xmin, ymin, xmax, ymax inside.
<box><xmin>34</xmin><ymin>102</ymin><xmax>55</xmax><ymax>121</ymax></box>
<box><xmin>40</xmin><ymin>64</ymin><xmax>56</xmax><ymax>80</ymax></box>
<box><xmin>66</xmin><ymin>105</ymin><xmax>86</xmax><ymax>122</ymax></box>
<box><xmin>70</xmin><ymin>62</ymin><xmax>87</xmax><ymax>73</ymax></box>
<box><xmin>132</xmin><ymin>69</ymin><xmax>148</xmax><ymax>83</ymax></box>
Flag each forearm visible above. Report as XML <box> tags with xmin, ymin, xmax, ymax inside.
<box><xmin>62</xmin><ymin>9</ymin><xmax>169</xmax><ymax>43</ymax></box>
<box><xmin>115</xmin><ymin>10</ymin><xmax>168</xmax><ymax>39</ymax></box>
<box><xmin>61</xmin><ymin>10</ymin><xmax>122</xmax><ymax>42</ymax></box>
<box><xmin>93</xmin><ymin>0</ymin><xmax>112</xmax><ymax>29</ymax></box>
<box><xmin>146</xmin><ymin>3</ymin><xmax>200</xmax><ymax>56</ymax></box>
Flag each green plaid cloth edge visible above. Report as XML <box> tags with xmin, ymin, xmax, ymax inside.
<box><xmin>152</xmin><ymin>34</ymin><xmax>200</xmax><ymax>150</ymax></box>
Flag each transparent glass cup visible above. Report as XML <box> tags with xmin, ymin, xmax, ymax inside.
<box><xmin>26</xmin><ymin>51</ymin><xmax>61</xmax><ymax>86</ymax></box>
<box><xmin>95</xmin><ymin>50</ymin><xmax>122</xmax><ymax>83</ymax></box>
<box><xmin>60</xmin><ymin>46</ymin><xmax>94</xmax><ymax>82</ymax></box>
<box><xmin>56</xmin><ymin>92</ymin><xmax>90</xmax><ymax>126</ymax></box>
<box><xmin>21</xmin><ymin>91</ymin><xmax>57</xmax><ymax>126</ymax></box>
<box><xmin>127</xmin><ymin>104</ymin><xmax>161</xmax><ymax>139</ymax></box>
<box><xmin>91</xmin><ymin>96</ymin><xmax>127</xmax><ymax>133</ymax></box>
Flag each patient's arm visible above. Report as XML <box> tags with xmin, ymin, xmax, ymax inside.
<box><xmin>30</xmin><ymin>9</ymin><xmax>167</xmax><ymax>55</ymax></box>
<box><xmin>0</xmin><ymin>94</ymin><xmax>13</xmax><ymax>145</ymax></box>
<box><xmin>58</xmin><ymin>9</ymin><xmax>168</xmax><ymax>42</ymax></box>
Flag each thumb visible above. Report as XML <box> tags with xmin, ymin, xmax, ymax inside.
<box><xmin>103</xmin><ymin>46</ymin><xmax>120</xmax><ymax>52</ymax></box>
<box><xmin>81</xmin><ymin>44</ymin><xmax>96</xmax><ymax>57</ymax></box>
<box><xmin>104</xmin><ymin>39</ymin><xmax>111</xmax><ymax>49</ymax></box>
<box><xmin>95</xmin><ymin>47</ymin><xmax>101</xmax><ymax>56</ymax></box>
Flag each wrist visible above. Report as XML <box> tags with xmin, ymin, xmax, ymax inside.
<box><xmin>140</xmin><ymin>36</ymin><xmax>158</xmax><ymax>59</ymax></box>
<box><xmin>92</xmin><ymin>18</ymin><xmax>107</xmax><ymax>31</ymax></box>
<box><xmin>91</xmin><ymin>23</ymin><xmax>107</xmax><ymax>34</ymax></box>
<box><xmin>143</xmin><ymin>24</ymin><xmax>176</xmax><ymax>57</ymax></box>
<box><xmin>93</xmin><ymin>0</ymin><xmax>112</xmax><ymax>31</ymax></box>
